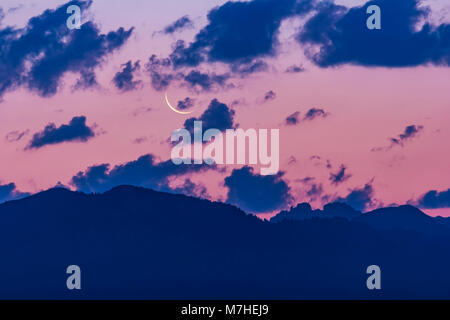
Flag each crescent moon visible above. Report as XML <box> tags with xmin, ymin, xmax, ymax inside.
<box><xmin>165</xmin><ymin>92</ymin><xmax>194</xmax><ymax>115</ymax></box>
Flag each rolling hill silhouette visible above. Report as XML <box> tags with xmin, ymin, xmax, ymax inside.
<box><xmin>1</xmin><ymin>185</ymin><xmax>450</xmax><ymax>299</ymax></box>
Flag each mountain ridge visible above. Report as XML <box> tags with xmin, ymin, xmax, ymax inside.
<box><xmin>1</xmin><ymin>185</ymin><xmax>450</xmax><ymax>299</ymax></box>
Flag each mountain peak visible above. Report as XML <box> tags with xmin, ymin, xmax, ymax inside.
<box><xmin>270</xmin><ymin>201</ymin><xmax>360</xmax><ymax>223</ymax></box>
<box><xmin>270</xmin><ymin>202</ymin><xmax>317</xmax><ymax>223</ymax></box>
<box><xmin>355</xmin><ymin>204</ymin><xmax>439</xmax><ymax>233</ymax></box>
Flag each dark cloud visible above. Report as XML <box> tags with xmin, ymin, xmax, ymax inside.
<box><xmin>285</xmin><ymin>64</ymin><xmax>305</xmax><ymax>73</ymax></box>
<box><xmin>113</xmin><ymin>60</ymin><xmax>142</xmax><ymax>92</ymax></box>
<box><xmin>224</xmin><ymin>166</ymin><xmax>292</xmax><ymax>213</ymax></box>
<box><xmin>177</xmin><ymin>97</ymin><xmax>195</xmax><ymax>110</ymax></box>
<box><xmin>70</xmin><ymin>154</ymin><xmax>213</xmax><ymax>193</ymax></box>
<box><xmin>169</xmin><ymin>0</ymin><xmax>315</xmax><ymax>68</ymax></box>
<box><xmin>0</xmin><ymin>183</ymin><xmax>30</xmax><ymax>203</ymax></box>
<box><xmin>168</xmin><ymin>178</ymin><xmax>209</xmax><ymax>198</ymax></box>
<box><xmin>285</xmin><ymin>108</ymin><xmax>328</xmax><ymax>125</ymax></box>
<box><xmin>5</xmin><ymin>130</ymin><xmax>29</xmax><ymax>142</ymax></box>
<box><xmin>329</xmin><ymin>165</ymin><xmax>352</xmax><ymax>186</ymax></box>
<box><xmin>416</xmin><ymin>188</ymin><xmax>450</xmax><ymax>209</ymax></box>
<box><xmin>145</xmin><ymin>55</ymin><xmax>232</xmax><ymax>92</ymax></box>
<box><xmin>27</xmin><ymin>116</ymin><xmax>95</xmax><ymax>149</ymax></box>
<box><xmin>304</xmin><ymin>108</ymin><xmax>328</xmax><ymax>120</ymax></box>
<box><xmin>0</xmin><ymin>0</ymin><xmax>133</xmax><ymax>99</ymax></box>
<box><xmin>73</xmin><ymin>70</ymin><xmax>98</xmax><ymax>91</ymax></box>
<box><xmin>392</xmin><ymin>125</ymin><xmax>424</xmax><ymax>146</ymax></box>
<box><xmin>184</xmin><ymin>99</ymin><xmax>236</xmax><ymax>134</ymax></box>
<box><xmin>147</xmin><ymin>8</ymin><xmax>282</xmax><ymax>92</ymax></box>
<box><xmin>373</xmin><ymin>124</ymin><xmax>424</xmax><ymax>151</ymax></box>
<box><xmin>169</xmin><ymin>39</ymin><xmax>205</xmax><ymax>68</ymax></box>
<box><xmin>183</xmin><ymin>70</ymin><xmax>232</xmax><ymax>92</ymax></box>
<box><xmin>306</xmin><ymin>183</ymin><xmax>324</xmax><ymax>201</ymax></box>
<box><xmin>145</xmin><ymin>54</ymin><xmax>175</xmax><ymax>91</ymax></box>
<box><xmin>336</xmin><ymin>182</ymin><xmax>375</xmax><ymax>212</ymax></box>
<box><xmin>163</xmin><ymin>16</ymin><xmax>194</xmax><ymax>34</ymax></box>
<box><xmin>230</xmin><ymin>98</ymin><xmax>247</xmax><ymax>108</ymax></box>
<box><xmin>230</xmin><ymin>59</ymin><xmax>269</xmax><ymax>76</ymax></box>
<box><xmin>298</xmin><ymin>0</ymin><xmax>450</xmax><ymax>67</ymax></box>
<box><xmin>297</xmin><ymin>177</ymin><xmax>324</xmax><ymax>202</ymax></box>
<box><xmin>285</xmin><ymin>111</ymin><xmax>300</xmax><ymax>125</ymax></box>
<box><xmin>263</xmin><ymin>90</ymin><xmax>277</xmax><ymax>102</ymax></box>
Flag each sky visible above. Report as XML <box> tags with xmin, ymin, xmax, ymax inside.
<box><xmin>0</xmin><ymin>0</ymin><xmax>449</xmax><ymax>217</ymax></box>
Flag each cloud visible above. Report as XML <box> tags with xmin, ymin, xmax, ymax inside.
<box><xmin>73</xmin><ymin>70</ymin><xmax>98</xmax><ymax>91</ymax></box>
<box><xmin>183</xmin><ymin>70</ymin><xmax>232</xmax><ymax>92</ymax></box>
<box><xmin>336</xmin><ymin>182</ymin><xmax>375</xmax><ymax>212</ymax></box>
<box><xmin>285</xmin><ymin>111</ymin><xmax>300</xmax><ymax>125</ymax></box>
<box><xmin>304</xmin><ymin>108</ymin><xmax>328</xmax><ymax>120</ymax></box>
<box><xmin>230</xmin><ymin>59</ymin><xmax>269</xmax><ymax>76</ymax></box>
<box><xmin>329</xmin><ymin>165</ymin><xmax>352</xmax><ymax>186</ymax></box>
<box><xmin>297</xmin><ymin>0</ymin><xmax>450</xmax><ymax>67</ymax></box>
<box><xmin>169</xmin><ymin>40</ymin><xmax>205</xmax><ymax>68</ymax></box>
<box><xmin>416</xmin><ymin>188</ymin><xmax>450</xmax><ymax>209</ymax></box>
<box><xmin>392</xmin><ymin>125</ymin><xmax>424</xmax><ymax>145</ymax></box>
<box><xmin>168</xmin><ymin>0</ymin><xmax>315</xmax><ymax>68</ymax></box>
<box><xmin>27</xmin><ymin>116</ymin><xmax>95</xmax><ymax>149</ymax></box>
<box><xmin>145</xmin><ymin>55</ymin><xmax>232</xmax><ymax>92</ymax></box>
<box><xmin>184</xmin><ymin>99</ymin><xmax>236</xmax><ymax>134</ymax></box>
<box><xmin>163</xmin><ymin>16</ymin><xmax>194</xmax><ymax>34</ymax></box>
<box><xmin>285</xmin><ymin>64</ymin><xmax>305</xmax><ymax>73</ymax></box>
<box><xmin>224</xmin><ymin>166</ymin><xmax>292</xmax><ymax>213</ymax></box>
<box><xmin>0</xmin><ymin>0</ymin><xmax>133</xmax><ymax>99</ymax></box>
<box><xmin>146</xmin><ymin>55</ymin><xmax>175</xmax><ymax>91</ymax></box>
<box><xmin>177</xmin><ymin>97</ymin><xmax>195</xmax><ymax>110</ymax></box>
<box><xmin>0</xmin><ymin>183</ymin><xmax>30</xmax><ymax>203</ymax></box>
<box><xmin>113</xmin><ymin>61</ymin><xmax>142</xmax><ymax>92</ymax></box>
<box><xmin>263</xmin><ymin>90</ymin><xmax>277</xmax><ymax>103</ymax></box>
<box><xmin>168</xmin><ymin>178</ymin><xmax>209</xmax><ymax>198</ymax></box>
<box><xmin>297</xmin><ymin>177</ymin><xmax>324</xmax><ymax>202</ymax></box>
<box><xmin>70</xmin><ymin>154</ymin><xmax>213</xmax><ymax>193</ymax></box>
<box><xmin>5</xmin><ymin>130</ymin><xmax>29</xmax><ymax>142</ymax></box>
<box><xmin>306</xmin><ymin>183</ymin><xmax>324</xmax><ymax>201</ymax></box>
<box><xmin>285</xmin><ymin>108</ymin><xmax>328</xmax><ymax>126</ymax></box>
<box><xmin>148</xmin><ymin>12</ymin><xmax>279</xmax><ymax>93</ymax></box>
<box><xmin>373</xmin><ymin>124</ymin><xmax>424</xmax><ymax>151</ymax></box>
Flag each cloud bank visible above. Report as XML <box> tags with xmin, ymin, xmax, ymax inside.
<box><xmin>0</xmin><ymin>0</ymin><xmax>133</xmax><ymax>99</ymax></box>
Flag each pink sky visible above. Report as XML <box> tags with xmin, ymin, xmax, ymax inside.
<box><xmin>0</xmin><ymin>0</ymin><xmax>449</xmax><ymax>216</ymax></box>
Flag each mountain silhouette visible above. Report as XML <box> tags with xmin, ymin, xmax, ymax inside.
<box><xmin>1</xmin><ymin>185</ymin><xmax>450</xmax><ymax>299</ymax></box>
<box><xmin>355</xmin><ymin>205</ymin><xmax>450</xmax><ymax>236</ymax></box>
<box><xmin>272</xmin><ymin>202</ymin><xmax>450</xmax><ymax>237</ymax></box>
<box><xmin>271</xmin><ymin>202</ymin><xmax>360</xmax><ymax>223</ymax></box>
